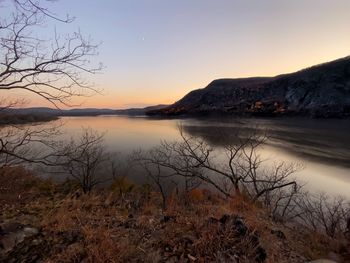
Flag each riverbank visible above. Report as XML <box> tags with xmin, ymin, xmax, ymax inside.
<box><xmin>1</xmin><ymin>167</ymin><xmax>349</xmax><ymax>262</ymax></box>
<box><xmin>0</xmin><ymin>113</ymin><xmax>58</xmax><ymax>126</ymax></box>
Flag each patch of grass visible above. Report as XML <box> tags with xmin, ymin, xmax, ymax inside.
<box><xmin>1</xmin><ymin>168</ymin><xmax>349</xmax><ymax>263</ymax></box>
<box><xmin>110</xmin><ymin>176</ymin><xmax>135</xmax><ymax>194</ymax></box>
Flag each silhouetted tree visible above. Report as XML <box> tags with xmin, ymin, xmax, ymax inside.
<box><xmin>295</xmin><ymin>192</ymin><xmax>350</xmax><ymax>238</ymax></box>
<box><xmin>139</xmin><ymin>126</ymin><xmax>300</xmax><ymax>202</ymax></box>
<box><xmin>0</xmin><ymin>0</ymin><xmax>102</xmax><ymax>165</ymax></box>
<box><xmin>53</xmin><ymin>128</ymin><xmax>109</xmax><ymax>193</ymax></box>
<box><xmin>0</xmin><ymin>0</ymin><xmax>102</xmax><ymax>107</ymax></box>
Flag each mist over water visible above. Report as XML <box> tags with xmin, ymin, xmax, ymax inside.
<box><xmin>57</xmin><ymin>115</ymin><xmax>350</xmax><ymax>198</ymax></box>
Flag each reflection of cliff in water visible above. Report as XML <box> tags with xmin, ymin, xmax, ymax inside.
<box><xmin>181</xmin><ymin>118</ymin><xmax>350</xmax><ymax>168</ymax></box>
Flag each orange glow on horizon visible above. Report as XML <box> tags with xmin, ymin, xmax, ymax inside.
<box><xmin>8</xmin><ymin>51</ymin><xmax>350</xmax><ymax>109</ymax></box>
<box><xmin>2</xmin><ymin>0</ymin><xmax>350</xmax><ymax>109</ymax></box>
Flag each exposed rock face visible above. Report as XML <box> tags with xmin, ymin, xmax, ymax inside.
<box><xmin>0</xmin><ymin>223</ymin><xmax>38</xmax><ymax>253</ymax></box>
<box><xmin>148</xmin><ymin>56</ymin><xmax>350</xmax><ymax>118</ymax></box>
<box><xmin>0</xmin><ymin>222</ymin><xmax>46</xmax><ymax>263</ymax></box>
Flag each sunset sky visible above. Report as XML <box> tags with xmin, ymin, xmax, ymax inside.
<box><xmin>3</xmin><ymin>0</ymin><xmax>350</xmax><ymax>108</ymax></box>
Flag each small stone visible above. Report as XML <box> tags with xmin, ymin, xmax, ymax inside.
<box><xmin>23</xmin><ymin>227</ymin><xmax>39</xmax><ymax>236</ymax></box>
<box><xmin>188</xmin><ymin>254</ymin><xmax>196</xmax><ymax>261</ymax></box>
<box><xmin>31</xmin><ymin>239</ymin><xmax>42</xmax><ymax>246</ymax></box>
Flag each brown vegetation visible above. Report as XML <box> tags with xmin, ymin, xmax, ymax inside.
<box><xmin>1</xmin><ymin>167</ymin><xmax>349</xmax><ymax>262</ymax></box>
<box><xmin>1</xmin><ymin>122</ymin><xmax>349</xmax><ymax>262</ymax></box>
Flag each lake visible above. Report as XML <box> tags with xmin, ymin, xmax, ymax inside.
<box><xmin>57</xmin><ymin>115</ymin><xmax>350</xmax><ymax>198</ymax></box>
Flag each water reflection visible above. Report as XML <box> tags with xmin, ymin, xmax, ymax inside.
<box><xmin>181</xmin><ymin>118</ymin><xmax>350</xmax><ymax>168</ymax></box>
<box><xmin>58</xmin><ymin>116</ymin><xmax>350</xmax><ymax>198</ymax></box>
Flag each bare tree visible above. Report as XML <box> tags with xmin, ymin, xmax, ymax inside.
<box><xmin>0</xmin><ymin>121</ymin><xmax>61</xmax><ymax>167</ymax></box>
<box><xmin>12</xmin><ymin>0</ymin><xmax>74</xmax><ymax>23</ymax></box>
<box><xmin>0</xmin><ymin>97</ymin><xmax>26</xmax><ymax>112</ymax></box>
<box><xmin>139</xmin><ymin>126</ymin><xmax>300</xmax><ymax>205</ymax></box>
<box><xmin>265</xmin><ymin>182</ymin><xmax>304</xmax><ymax>222</ymax></box>
<box><xmin>52</xmin><ymin>128</ymin><xmax>109</xmax><ymax>193</ymax></box>
<box><xmin>295</xmin><ymin>192</ymin><xmax>350</xmax><ymax>238</ymax></box>
<box><xmin>242</xmin><ymin>160</ymin><xmax>301</xmax><ymax>203</ymax></box>
<box><xmin>0</xmin><ymin>0</ymin><xmax>102</xmax><ymax>107</ymax></box>
<box><xmin>137</xmin><ymin>158</ymin><xmax>169</xmax><ymax>210</ymax></box>
<box><xmin>0</xmin><ymin>0</ymin><xmax>102</xmax><ymax>165</ymax></box>
<box><xmin>134</xmin><ymin>147</ymin><xmax>203</xmax><ymax>210</ymax></box>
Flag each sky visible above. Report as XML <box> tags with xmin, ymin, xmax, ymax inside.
<box><xmin>3</xmin><ymin>0</ymin><xmax>350</xmax><ymax>108</ymax></box>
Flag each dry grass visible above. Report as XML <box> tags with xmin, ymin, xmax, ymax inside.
<box><xmin>1</xmin><ymin>168</ymin><xmax>349</xmax><ymax>262</ymax></box>
<box><xmin>0</xmin><ymin>166</ymin><xmax>37</xmax><ymax>208</ymax></box>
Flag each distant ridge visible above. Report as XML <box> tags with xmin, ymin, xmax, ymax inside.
<box><xmin>114</xmin><ymin>104</ymin><xmax>169</xmax><ymax>116</ymax></box>
<box><xmin>147</xmin><ymin>56</ymin><xmax>350</xmax><ymax>118</ymax></box>
<box><xmin>9</xmin><ymin>105</ymin><xmax>169</xmax><ymax>117</ymax></box>
<box><xmin>10</xmin><ymin>107</ymin><xmax>117</xmax><ymax>116</ymax></box>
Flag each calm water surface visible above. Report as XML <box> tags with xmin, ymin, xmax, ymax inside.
<box><xmin>58</xmin><ymin>116</ymin><xmax>350</xmax><ymax>198</ymax></box>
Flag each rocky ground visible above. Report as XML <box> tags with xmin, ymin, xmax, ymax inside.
<box><xmin>0</xmin><ymin>167</ymin><xmax>349</xmax><ymax>262</ymax></box>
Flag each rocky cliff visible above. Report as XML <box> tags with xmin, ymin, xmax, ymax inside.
<box><xmin>147</xmin><ymin>56</ymin><xmax>350</xmax><ymax>117</ymax></box>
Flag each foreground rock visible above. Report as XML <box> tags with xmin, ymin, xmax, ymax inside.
<box><xmin>0</xmin><ymin>222</ymin><xmax>47</xmax><ymax>263</ymax></box>
<box><xmin>0</xmin><ymin>223</ymin><xmax>39</xmax><ymax>252</ymax></box>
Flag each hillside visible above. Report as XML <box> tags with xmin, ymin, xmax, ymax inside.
<box><xmin>1</xmin><ymin>167</ymin><xmax>349</xmax><ymax>262</ymax></box>
<box><xmin>114</xmin><ymin>104</ymin><xmax>169</xmax><ymax>115</ymax></box>
<box><xmin>8</xmin><ymin>105</ymin><xmax>169</xmax><ymax>117</ymax></box>
<box><xmin>147</xmin><ymin>56</ymin><xmax>350</xmax><ymax>118</ymax></box>
<box><xmin>9</xmin><ymin>107</ymin><xmax>117</xmax><ymax>116</ymax></box>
